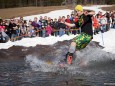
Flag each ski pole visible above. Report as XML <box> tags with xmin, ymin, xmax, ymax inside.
<box><xmin>101</xmin><ymin>31</ymin><xmax>104</xmax><ymax>45</ymax></box>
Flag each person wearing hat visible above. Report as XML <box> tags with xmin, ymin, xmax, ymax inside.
<box><xmin>62</xmin><ymin>5</ymin><xmax>95</xmax><ymax>65</ymax></box>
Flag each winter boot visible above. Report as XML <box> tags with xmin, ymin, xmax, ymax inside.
<box><xmin>65</xmin><ymin>52</ymin><xmax>73</xmax><ymax>65</ymax></box>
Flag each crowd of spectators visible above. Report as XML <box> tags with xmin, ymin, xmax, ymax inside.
<box><xmin>92</xmin><ymin>11</ymin><xmax>115</xmax><ymax>35</ymax></box>
<box><xmin>0</xmin><ymin>10</ymin><xmax>115</xmax><ymax>43</ymax></box>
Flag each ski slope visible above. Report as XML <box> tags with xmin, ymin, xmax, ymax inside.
<box><xmin>0</xmin><ymin>5</ymin><xmax>115</xmax><ymax>54</ymax></box>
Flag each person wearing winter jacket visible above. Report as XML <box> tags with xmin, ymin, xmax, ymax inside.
<box><xmin>52</xmin><ymin>18</ymin><xmax>59</xmax><ymax>36</ymax></box>
<box><xmin>92</xmin><ymin>16</ymin><xmax>100</xmax><ymax>35</ymax></box>
<box><xmin>100</xmin><ymin>15</ymin><xmax>107</xmax><ymax>32</ymax></box>
<box><xmin>65</xmin><ymin>15</ymin><xmax>71</xmax><ymax>35</ymax></box>
<box><xmin>0</xmin><ymin>20</ymin><xmax>9</xmax><ymax>43</ymax></box>
<box><xmin>31</xmin><ymin>17</ymin><xmax>39</xmax><ymax>36</ymax></box>
<box><xmin>58</xmin><ymin>16</ymin><xmax>66</xmax><ymax>37</ymax></box>
<box><xmin>8</xmin><ymin>19</ymin><xmax>18</xmax><ymax>41</ymax></box>
<box><xmin>46</xmin><ymin>23</ymin><xmax>53</xmax><ymax>36</ymax></box>
<box><xmin>39</xmin><ymin>16</ymin><xmax>48</xmax><ymax>37</ymax></box>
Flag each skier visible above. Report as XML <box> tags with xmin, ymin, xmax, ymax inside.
<box><xmin>62</xmin><ymin>5</ymin><xmax>95</xmax><ymax>65</ymax></box>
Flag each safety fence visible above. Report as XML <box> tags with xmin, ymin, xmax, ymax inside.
<box><xmin>10</xmin><ymin>28</ymin><xmax>80</xmax><ymax>41</ymax></box>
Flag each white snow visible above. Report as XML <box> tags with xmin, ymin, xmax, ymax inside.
<box><xmin>93</xmin><ymin>29</ymin><xmax>115</xmax><ymax>54</ymax></box>
<box><xmin>23</xmin><ymin>9</ymin><xmax>73</xmax><ymax>22</ymax></box>
<box><xmin>0</xmin><ymin>34</ymin><xmax>77</xmax><ymax>49</ymax></box>
<box><xmin>1</xmin><ymin>5</ymin><xmax>115</xmax><ymax>54</ymax></box>
<box><xmin>83</xmin><ymin>5</ymin><xmax>113</xmax><ymax>15</ymax></box>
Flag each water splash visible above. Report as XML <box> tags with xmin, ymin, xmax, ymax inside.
<box><xmin>25</xmin><ymin>41</ymin><xmax>115</xmax><ymax>75</ymax></box>
<box><xmin>25</xmin><ymin>55</ymin><xmax>60</xmax><ymax>72</ymax></box>
<box><xmin>75</xmin><ymin>43</ymin><xmax>115</xmax><ymax>66</ymax></box>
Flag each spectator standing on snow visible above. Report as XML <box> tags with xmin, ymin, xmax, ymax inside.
<box><xmin>70</xmin><ymin>14</ymin><xmax>75</xmax><ymax>23</ymax></box>
<box><xmin>100</xmin><ymin>15</ymin><xmax>107</xmax><ymax>32</ymax></box>
<box><xmin>46</xmin><ymin>22</ymin><xmax>53</xmax><ymax>36</ymax></box>
<box><xmin>0</xmin><ymin>20</ymin><xmax>5</xmax><ymax>41</ymax></box>
<box><xmin>27</xmin><ymin>26</ymin><xmax>35</xmax><ymax>37</ymax></box>
<box><xmin>0</xmin><ymin>19</ymin><xmax>9</xmax><ymax>43</ymax></box>
<box><xmin>38</xmin><ymin>16</ymin><xmax>43</xmax><ymax>37</ymax></box>
<box><xmin>8</xmin><ymin>19</ymin><xmax>18</xmax><ymax>41</ymax></box>
<box><xmin>15</xmin><ymin>19</ymin><xmax>20</xmax><ymax>37</ymax></box>
<box><xmin>39</xmin><ymin>16</ymin><xmax>48</xmax><ymax>37</ymax></box>
<box><xmin>111</xmin><ymin>12</ymin><xmax>115</xmax><ymax>28</ymax></box>
<box><xmin>52</xmin><ymin>18</ymin><xmax>59</xmax><ymax>36</ymax></box>
<box><xmin>65</xmin><ymin>15</ymin><xmax>71</xmax><ymax>35</ymax></box>
<box><xmin>58</xmin><ymin>16</ymin><xmax>66</xmax><ymax>37</ymax></box>
<box><xmin>106</xmin><ymin>11</ymin><xmax>111</xmax><ymax>31</ymax></box>
<box><xmin>92</xmin><ymin>15</ymin><xmax>100</xmax><ymax>35</ymax></box>
<box><xmin>31</xmin><ymin>17</ymin><xmax>39</xmax><ymax>36</ymax></box>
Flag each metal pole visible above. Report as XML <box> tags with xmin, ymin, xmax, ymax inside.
<box><xmin>101</xmin><ymin>31</ymin><xmax>104</xmax><ymax>45</ymax></box>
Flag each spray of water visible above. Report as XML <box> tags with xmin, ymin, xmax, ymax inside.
<box><xmin>75</xmin><ymin>43</ymin><xmax>115</xmax><ymax>65</ymax></box>
<box><xmin>25</xmin><ymin>55</ymin><xmax>60</xmax><ymax>72</ymax></box>
<box><xmin>25</xmin><ymin>41</ymin><xmax>115</xmax><ymax>74</ymax></box>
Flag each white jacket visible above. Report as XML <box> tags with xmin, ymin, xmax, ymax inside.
<box><xmin>100</xmin><ymin>17</ymin><xmax>107</xmax><ymax>25</ymax></box>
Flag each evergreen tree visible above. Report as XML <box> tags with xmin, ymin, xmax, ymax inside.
<box><xmin>0</xmin><ymin>0</ymin><xmax>115</xmax><ymax>8</ymax></box>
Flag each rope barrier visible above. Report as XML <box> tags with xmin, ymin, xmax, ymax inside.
<box><xmin>10</xmin><ymin>28</ymin><xmax>79</xmax><ymax>41</ymax></box>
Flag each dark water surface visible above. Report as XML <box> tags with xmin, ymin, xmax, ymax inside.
<box><xmin>0</xmin><ymin>41</ymin><xmax>115</xmax><ymax>86</ymax></box>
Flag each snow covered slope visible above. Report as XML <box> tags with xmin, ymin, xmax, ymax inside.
<box><xmin>0</xmin><ymin>5</ymin><xmax>115</xmax><ymax>54</ymax></box>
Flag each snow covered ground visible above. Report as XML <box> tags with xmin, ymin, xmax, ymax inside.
<box><xmin>0</xmin><ymin>5</ymin><xmax>115</xmax><ymax>54</ymax></box>
<box><xmin>22</xmin><ymin>5</ymin><xmax>113</xmax><ymax>22</ymax></box>
<box><xmin>93</xmin><ymin>29</ymin><xmax>115</xmax><ymax>54</ymax></box>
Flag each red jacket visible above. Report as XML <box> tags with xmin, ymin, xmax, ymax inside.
<box><xmin>73</xmin><ymin>17</ymin><xmax>78</xmax><ymax>22</ymax></box>
<box><xmin>93</xmin><ymin>17</ymin><xmax>99</xmax><ymax>29</ymax></box>
<box><xmin>0</xmin><ymin>25</ymin><xmax>5</xmax><ymax>32</ymax></box>
<box><xmin>65</xmin><ymin>19</ymin><xmax>71</xmax><ymax>23</ymax></box>
<box><xmin>46</xmin><ymin>25</ymin><xmax>52</xmax><ymax>35</ymax></box>
<box><xmin>65</xmin><ymin>19</ymin><xmax>71</xmax><ymax>29</ymax></box>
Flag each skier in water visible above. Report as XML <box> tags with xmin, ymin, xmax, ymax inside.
<box><xmin>62</xmin><ymin>5</ymin><xmax>95</xmax><ymax>65</ymax></box>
